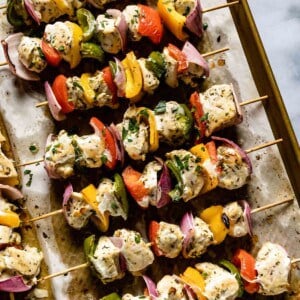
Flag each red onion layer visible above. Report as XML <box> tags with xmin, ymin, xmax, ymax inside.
<box><xmin>180</xmin><ymin>211</ymin><xmax>195</xmax><ymax>258</ymax></box>
<box><xmin>185</xmin><ymin>0</ymin><xmax>203</xmax><ymax>38</ymax></box>
<box><xmin>0</xmin><ymin>275</ymin><xmax>32</xmax><ymax>292</ymax></box>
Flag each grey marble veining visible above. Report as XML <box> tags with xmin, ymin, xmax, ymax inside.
<box><xmin>248</xmin><ymin>0</ymin><xmax>300</xmax><ymax>141</ymax></box>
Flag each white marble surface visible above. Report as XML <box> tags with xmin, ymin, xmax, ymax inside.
<box><xmin>248</xmin><ymin>0</ymin><xmax>300</xmax><ymax>142</ymax></box>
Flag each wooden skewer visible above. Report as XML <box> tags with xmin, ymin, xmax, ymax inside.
<box><xmin>245</xmin><ymin>138</ymin><xmax>283</xmax><ymax>154</ymax></box>
<box><xmin>35</xmin><ymin>101</ymin><xmax>48</xmax><ymax>108</ymax></box>
<box><xmin>38</xmin><ymin>262</ymin><xmax>89</xmax><ymax>282</ymax></box>
<box><xmin>0</xmin><ymin>61</ymin><xmax>8</xmax><ymax>67</ymax></box>
<box><xmin>251</xmin><ymin>198</ymin><xmax>294</xmax><ymax>214</ymax></box>
<box><xmin>202</xmin><ymin>47</ymin><xmax>229</xmax><ymax>58</ymax></box>
<box><xmin>0</xmin><ymin>4</ymin><xmax>7</xmax><ymax>9</ymax></box>
<box><xmin>23</xmin><ymin>209</ymin><xmax>63</xmax><ymax>223</ymax></box>
<box><xmin>291</xmin><ymin>258</ymin><xmax>300</xmax><ymax>264</ymax></box>
<box><xmin>240</xmin><ymin>95</ymin><xmax>268</xmax><ymax>106</ymax></box>
<box><xmin>16</xmin><ymin>139</ymin><xmax>283</xmax><ymax>168</ymax></box>
<box><xmin>202</xmin><ymin>0</ymin><xmax>240</xmax><ymax>13</ymax></box>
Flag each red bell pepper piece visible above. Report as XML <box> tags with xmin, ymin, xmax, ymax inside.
<box><xmin>102</xmin><ymin>66</ymin><xmax>118</xmax><ymax>105</ymax></box>
<box><xmin>167</xmin><ymin>43</ymin><xmax>188</xmax><ymax>73</ymax></box>
<box><xmin>138</xmin><ymin>4</ymin><xmax>163</xmax><ymax>44</ymax></box>
<box><xmin>148</xmin><ymin>221</ymin><xmax>163</xmax><ymax>256</ymax></box>
<box><xmin>41</xmin><ymin>40</ymin><xmax>62</xmax><ymax>67</ymax></box>
<box><xmin>52</xmin><ymin>75</ymin><xmax>74</xmax><ymax>114</ymax></box>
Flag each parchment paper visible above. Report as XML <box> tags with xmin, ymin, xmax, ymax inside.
<box><xmin>0</xmin><ymin>0</ymin><xmax>299</xmax><ymax>299</ymax></box>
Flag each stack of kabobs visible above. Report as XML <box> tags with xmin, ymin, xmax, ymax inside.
<box><xmin>0</xmin><ymin>0</ymin><xmax>299</xmax><ymax>299</ymax></box>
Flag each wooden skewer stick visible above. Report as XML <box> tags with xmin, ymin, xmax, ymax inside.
<box><xmin>0</xmin><ymin>61</ymin><xmax>8</xmax><ymax>67</ymax></box>
<box><xmin>245</xmin><ymin>138</ymin><xmax>283</xmax><ymax>154</ymax></box>
<box><xmin>202</xmin><ymin>47</ymin><xmax>230</xmax><ymax>58</ymax></box>
<box><xmin>291</xmin><ymin>258</ymin><xmax>300</xmax><ymax>264</ymax></box>
<box><xmin>16</xmin><ymin>158</ymin><xmax>43</xmax><ymax>167</ymax></box>
<box><xmin>202</xmin><ymin>0</ymin><xmax>240</xmax><ymax>13</ymax></box>
<box><xmin>23</xmin><ymin>209</ymin><xmax>63</xmax><ymax>223</ymax></box>
<box><xmin>35</xmin><ymin>101</ymin><xmax>48</xmax><ymax>108</ymax></box>
<box><xmin>251</xmin><ymin>198</ymin><xmax>294</xmax><ymax>214</ymax></box>
<box><xmin>38</xmin><ymin>262</ymin><xmax>89</xmax><ymax>282</ymax></box>
<box><xmin>240</xmin><ymin>95</ymin><xmax>268</xmax><ymax>106</ymax></box>
<box><xmin>0</xmin><ymin>4</ymin><xmax>7</xmax><ymax>9</ymax></box>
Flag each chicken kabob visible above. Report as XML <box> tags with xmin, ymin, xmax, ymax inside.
<box><xmin>99</xmin><ymin>242</ymin><xmax>299</xmax><ymax>299</ymax></box>
<box><xmin>3</xmin><ymin>0</ymin><xmax>237</xmax><ymax>41</ymax></box>
<box><xmin>122</xmin><ymin>136</ymin><xmax>282</xmax><ymax>208</ymax></box>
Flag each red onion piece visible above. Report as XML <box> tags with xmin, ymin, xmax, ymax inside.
<box><xmin>211</xmin><ymin>136</ymin><xmax>253</xmax><ymax>174</ymax></box>
<box><xmin>119</xmin><ymin>253</ymin><xmax>127</xmax><ymax>273</ymax></box>
<box><xmin>113</xmin><ymin>57</ymin><xmax>126</xmax><ymax>97</ymax></box>
<box><xmin>1</xmin><ymin>33</ymin><xmax>40</xmax><ymax>81</ymax></box>
<box><xmin>155</xmin><ymin>157</ymin><xmax>171</xmax><ymax>208</ymax></box>
<box><xmin>107</xmin><ymin>126</ymin><xmax>122</xmax><ymax>164</ymax></box>
<box><xmin>181</xmin><ymin>41</ymin><xmax>209</xmax><ymax>78</ymax></box>
<box><xmin>62</xmin><ymin>183</ymin><xmax>78</xmax><ymax>228</ymax></box>
<box><xmin>184</xmin><ymin>284</ymin><xmax>198</xmax><ymax>300</ymax></box>
<box><xmin>185</xmin><ymin>0</ymin><xmax>203</xmax><ymax>38</ymax></box>
<box><xmin>0</xmin><ymin>184</ymin><xmax>23</xmax><ymax>200</ymax></box>
<box><xmin>109</xmin><ymin>123</ymin><xmax>125</xmax><ymax>166</ymax></box>
<box><xmin>24</xmin><ymin>0</ymin><xmax>41</xmax><ymax>25</ymax></box>
<box><xmin>44</xmin><ymin>81</ymin><xmax>66</xmax><ymax>121</ymax></box>
<box><xmin>44</xmin><ymin>134</ymin><xmax>61</xmax><ymax>179</ymax></box>
<box><xmin>143</xmin><ymin>275</ymin><xmax>158</xmax><ymax>299</ymax></box>
<box><xmin>239</xmin><ymin>200</ymin><xmax>253</xmax><ymax>237</ymax></box>
<box><xmin>0</xmin><ymin>275</ymin><xmax>32</xmax><ymax>292</ymax></box>
<box><xmin>107</xmin><ymin>9</ymin><xmax>128</xmax><ymax>52</ymax></box>
<box><xmin>180</xmin><ymin>212</ymin><xmax>195</xmax><ymax>257</ymax></box>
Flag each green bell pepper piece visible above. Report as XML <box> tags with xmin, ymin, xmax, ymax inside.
<box><xmin>113</xmin><ymin>173</ymin><xmax>129</xmax><ymax>218</ymax></box>
<box><xmin>7</xmin><ymin>0</ymin><xmax>30</xmax><ymax>27</ymax></box>
<box><xmin>80</xmin><ymin>42</ymin><xmax>105</xmax><ymax>63</ymax></box>
<box><xmin>100</xmin><ymin>293</ymin><xmax>121</xmax><ymax>300</ymax></box>
<box><xmin>219</xmin><ymin>259</ymin><xmax>244</xmax><ymax>297</ymax></box>
<box><xmin>179</xmin><ymin>103</ymin><xmax>193</xmax><ymax>139</ymax></box>
<box><xmin>146</xmin><ymin>51</ymin><xmax>166</xmax><ymax>79</ymax></box>
<box><xmin>76</xmin><ymin>8</ymin><xmax>96</xmax><ymax>42</ymax></box>
<box><xmin>83</xmin><ymin>234</ymin><xmax>96</xmax><ymax>261</ymax></box>
<box><xmin>166</xmin><ymin>160</ymin><xmax>183</xmax><ymax>202</ymax></box>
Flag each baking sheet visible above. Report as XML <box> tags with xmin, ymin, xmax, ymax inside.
<box><xmin>0</xmin><ymin>0</ymin><xmax>299</xmax><ymax>299</ymax></box>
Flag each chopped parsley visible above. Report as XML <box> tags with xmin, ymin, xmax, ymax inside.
<box><xmin>200</xmin><ymin>112</ymin><xmax>209</xmax><ymax>122</ymax></box>
<box><xmin>134</xmin><ymin>234</ymin><xmax>141</xmax><ymax>244</ymax></box>
<box><xmin>73</xmin><ymin>81</ymin><xmax>84</xmax><ymax>91</ymax></box>
<box><xmin>154</xmin><ymin>101</ymin><xmax>166</xmax><ymax>114</ymax></box>
<box><xmin>29</xmin><ymin>143</ymin><xmax>39</xmax><ymax>154</ymax></box>
<box><xmin>101</xmin><ymin>154</ymin><xmax>108</xmax><ymax>164</ymax></box>
<box><xmin>139</xmin><ymin>109</ymin><xmax>149</xmax><ymax>118</ymax></box>
<box><xmin>128</xmin><ymin>118</ymin><xmax>139</xmax><ymax>133</ymax></box>
<box><xmin>24</xmin><ymin>169</ymin><xmax>33</xmax><ymax>187</ymax></box>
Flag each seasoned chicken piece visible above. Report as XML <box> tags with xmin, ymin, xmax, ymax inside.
<box><xmin>166</xmin><ymin>150</ymin><xmax>204</xmax><ymax>201</ymax></box>
<box><xmin>97</xmin><ymin>178</ymin><xmax>127</xmax><ymax>220</ymax></box>
<box><xmin>73</xmin><ymin>134</ymin><xmax>106</xmax><ymax>168</ymax></box>
<box><xmin>113</xmin><ymin>229</ymin><xmax>154</xmax><ymax>273</ymax></box>
<box><xmin>184</xmin><ymin>217</ymin><xmax>213</xmax><ymax>258</ymax></box>
<box><xmin>31</xmin><ymin>0</ymin><xmax>62</xmax><ymax>23</ymax></box>
<box><xmin>63</xmin><ymin>192</ymin><xmax>93</xmax><ymax>229</ymax></box>
<box><xmin>0</xmin><ymin>225</ymin><xmax>21</xmax><ymax>246</ymax></box>
<box><xmin>18</xmin><ymin>37</ymin><xmax>47</xmax><ymax>73</ymax></box>
<box><xmin>223</xmin><ymin>202</ymin><xmax>248</xmax><ymax>237</ymax></box>
<box><xmin>195</xmin><ymin>262</ymin><xmax>239</xmax><ymax>300</ymax></box>
<box><xmin>66</xmin><ymin>76</ymin><xmax>86</xmax><ymax>109</ymax></box>
<box><xmin>0</xmin><ymin>246</ymin><xmax>43</xmax><ymax>279</ymax></box>
<box><xmin>156</xmin><ymin>222</ymin><xmax>183</xmax><ymax>258</ymax></box>
<box><xmin>199</xmin><ymin>85</ymin><xmax>242</xmax><ymax>136</ymax></box>
<box><xmin>138</xmin><ymin>58</ymin><xmax>160</xmax><ymax>94</ymax></box>
<box><xmin>89</xmin><ymin>71</ymin><xmax>115</xmax><ymax>108</ymax></box>
<box><xmin>255</xmin><ymin>242</ymin><xmax>290</xmax><ymax>295</ymax></box>
<box><xmin>0</xmin><ymin>141</ymin><xmax>18</xmax><ymax>186</ymax></box>
<box><xmin>95</xmin><ymin>13</ymin><xmax>123</xmax><ymax>54</ymax></box>
<box><xmin>217</xmin><ymin>145</ymin><xmax>250</xmax><ymax>190</ymax></box>
<box><xmin>44</xmin><ymin>22</ymin><xmax>73</xmax><ymax>63</ymax></box>
<box><xmin>157</xmin><ymin>275</ymin><xmax>188</xmax><ymax>300</ymax></box>
<box><xmin>154</xmin><ymin>101</ymin><xmax>190</xmax><ymax>146</ymax></box>
<box><xmin>117</xmin><ymin>106</ymin><xmax>150</xmax><ymax>161</ymax></box>
<box><xmin>122</xmin><ymin>295</ymin><xmax>150</xmax><ymax>300</ymax></box>
<box><xmin>163</xmin><ymin>48</ymin><xmax>178</xmax><ymax>88</ymax></box>
<box><xmin>90</xmin><ymin>236</ymin><xmax>124</xmax><ymax>284</ymax></box>
<box><xmin>139</xmin><ymin>161</ymin><xmax>162</xmax><ymax>208</ymax></box>
<box><xmin>123</xmin><ymin>5</ymin><xmax>142</xmax><ymax>41</ymax></box>
<box><xmin>174</xmin><ymin>0</ymin><xmax>196</xmax><ymax>16</ymax></box>
<box><xmin>44</xmin><ymin>130</ymin><xmax>75</xmax><ymax>178</ymax></box>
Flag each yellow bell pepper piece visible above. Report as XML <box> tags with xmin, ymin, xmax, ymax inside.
<box><xmin>54</xmin><ymin>0</ymin><xmax>73</xmax><ymax>16</ymax></box>
<box><xmin>137</xmin><ymin>108</ymin><xmax>159</xmax><ymax>152</ymax></box>
<box><xmin>190</xmin><ymin>144</ymin><xmax>218</xmax><ymax>194</ymax></box>
<box><xmin>122</xmin><ymin>52</ymin><xmax>143</xmax><ymax>102</ymax></box>
<box><xmin>80</xmin><ymin>73</ymin><xmax>95</xmax><ymax>104</ymax></box>
<box><xmin>200</xmin><ymin>205</ymin><xmax>228</xmax><ymax>244</ymax></box>
<box><xmin>0</xmin><ymin>211</ymin><xmax>20</xmax><ymax>228</ymax></box>
<box><xmin>181</xmin><ymin>267</ymin><xmax>206</xmax><ymax>300</ymax></box>
<box><xmin>65</xmin><ymin>21</ymin><xmax>83</xmax><ymax>69</ymax></box>
<box><xmin>157</xmin><ymin>0</ymin><xmax>188</xmax><ymax>41</ymax></box>
<box><xmin>81</xmin><ymin>184</ymin><xmax>109</xmax><ymax>232</ymax></box>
